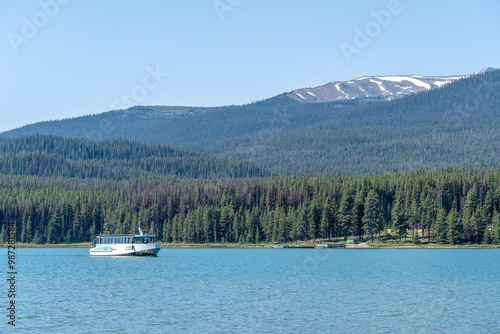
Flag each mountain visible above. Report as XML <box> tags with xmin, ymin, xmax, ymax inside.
<box><xmin>2</xmin><ymin>68</ymin><xmax>499</xmax><ymax>175</ymax></box>
<box><xmin>185</xmin><ymin>69</ymin><xmax>500</xmax><ymax>173</ymax></box>
<box><xmin>287</xmin><ymin>73</ymin><xmax>467</xmax><ymax>103</ymax></box>
<box><xmin>0</xmin><ymin>135</ymin><xmax>269</xmax><ymax>180</ymax></box>
<box><xmin>474</xmin><ymin>67</ymin><xmax>497</xmax><ymax>75</ymax></box>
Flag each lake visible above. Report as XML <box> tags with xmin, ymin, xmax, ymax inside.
<box><xmin>7</xmin><ymin>248</ymin><xmax>500</xmax><ymax>333</ymax></box>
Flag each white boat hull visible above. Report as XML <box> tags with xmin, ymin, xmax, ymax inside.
<box><xmin>89</xmin><ymin>243</ymin><xmax>161</xmax><ymax>257</ymax></box>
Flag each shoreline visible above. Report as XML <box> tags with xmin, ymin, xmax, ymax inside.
<box><xmin>1</xmin><ymin>242</ymin><xmax>499</xmax><ymax>249</ymax></box>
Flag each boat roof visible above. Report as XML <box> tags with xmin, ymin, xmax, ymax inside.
<box><xmin>97</xmin><ymin>234</ymin><xmax>156</xmax><ymax>238</ymax></box>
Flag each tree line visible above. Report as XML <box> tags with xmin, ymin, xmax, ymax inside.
<box><xmin>0</xmin><ymin>134</ymin><xmax>269</xmax><ymax>180</ymax></box>
<box><xmin>1</xmin><ymin>168</ymin><xmax>500</xmax><ymax>245</ymax></box>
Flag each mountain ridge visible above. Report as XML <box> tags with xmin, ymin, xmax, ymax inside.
<box><xmin>1</xmin><ymin>69</ymin><xmax>499</xmax><ymax>175</ymax></box>
<box><xmin>1</xmin><ymin>67</ymin><xmax>495</xmax><ymax>136</ymax></box>
<box><xmin>285</xmin><ymin>70</ymin><xmax>491</xmax><ymax>103</ymax></box>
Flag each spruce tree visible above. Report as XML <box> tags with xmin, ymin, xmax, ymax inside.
<box><xmin>338</xmin><ymin>190</ymin><xmax>354</xmax><ymax>241</ymax></box>
<box><xmin>353</xmin><ymin>190</ymin><xmax>365</xmax><ymax>242</ymax></box>
<box><xmin>447</xmin><ymin>208</ymin><xmax>461</xmax><ymax>245</ymax></box>
<box><xmin>362</xmin><ymin>190</ymin><xmax>381</xmax><ymax>243</ymax></box>
<box><xmin>492</xmin><ymin>210</ymin><xmax>500</xmax><ymax>245</ymax></box>
<box><xmin>392</xmin><ymin>194</ymin><xmax>407</xmax><ymax>242</ymax></box>
<box><xmin>434</xmin><ymin>208</ymin><xmax>448</xmax><ymax>244</ymax></box>
<box><xmin>414</xmin><ymin>230</ymin><xmax>421</xmax><ymax>245</ymax></box>
<box><xmin>483</xmin><ymin>227</ymin><xmax>492</xmax><ymax>245</ymax></box>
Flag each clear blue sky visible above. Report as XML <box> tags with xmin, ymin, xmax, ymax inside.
<box><xmin>1</xmin><ymin>0</ymin><xmax>499</xmax><ymax>132</ymax></box>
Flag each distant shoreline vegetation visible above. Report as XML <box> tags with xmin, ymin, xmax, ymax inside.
<box><xmin>1</xmin><ymin>168</ymin><xmax>500</xmax><ymax>247</ymax></box>
<box><xmin>1</xmin><ymin>242</ymin><xmax>499</xmax><ymax>249</ymax></box>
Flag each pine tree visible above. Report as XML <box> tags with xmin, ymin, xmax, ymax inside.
<box><xmin>483</xmin><ymin>227</ymin><xmax>492</xmax><ymax>245</ymax></box>
<box><xmin>409</xmin><ymin>198</ymin><xmax>420</xmax><ymax>242</ymax></box>
<box><xmin>307</xmin><ymin>199</ymin><xmax>320</xmax><ymax>241</ymax></box>
<box><xmin>22</xmin><ymin>217</ymin><xmax>33</xmax><ymax>243</ymax></box>
<box><xmin>47</xmin><ymin>208</ymin><xmax>63</xmax><ymax>244</ymax></box>
<box><xmin>362</xmin><ymin>190</ymin><xmax>381</xmax><ymax>243</ymax></box>
<box><xmin>433</xmin><ymin>208</ymin><xmax>448</xmax><ymax>244</ymax></box>
<box><xmin>447</xmin><ymin>208</ymin><xmax>461</xmax><ymax>245</ymax></box>
<box><xmin>414</xmin><ymin>230</ymin><xmax>421</xmax><ymax>244</ymax></box>
<box><xmin>392</xmin><ymin>193</ymin><xmax>407</xmax><ymax>242</ymax></box>
<box><xmin>320</xmin><ymin>206</ymin><xmax>329</xmax><ymax>240</ymax></box>
<box><xmin>492</xmin><ymin>210</ymin><xmax>500</xmax><ymax>245</ymax></box>
<box><xmin>338</xmin><ymin>190</ymin><xmax>354</xmax><ymax>241</ymax></box>
<box><xmin>319</xmin><ymin>197</ymin><xmax>337</xmax><ymax>239</ymax></box>
<box><xmin>352</xmin><ymin>190</ymin><xmax>365</xmax><ymax>242</ymax></box>
<box><xmin>422</xmin><ymin>193</ymin><xmax>436</xmax><ymax>242</ymax></box>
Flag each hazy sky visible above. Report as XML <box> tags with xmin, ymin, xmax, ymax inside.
<box><xmin>1</xmin><ymin>0</ymin><xmax>499</xmax><ymax>132</ymax></box>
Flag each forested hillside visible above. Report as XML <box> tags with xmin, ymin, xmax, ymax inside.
<box><xmin>1</xmin><ymin>169</ymin><xmax>499</xmax><ymax>245</ymax></box>
<box><xmin>0</xmin><ymin>135</ymin><xmax>269</xmax><ymax>180</ymax></box>
<box><xmin>2</xmin><ymin>71</ymin><xmax>499</xmax><ymax>175</ymax></box>
<box><xmin>190</xmin><ymin>70</ymin><xmax>500</xmax><ymax>173</ymax></box>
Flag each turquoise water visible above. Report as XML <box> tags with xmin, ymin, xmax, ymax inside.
<box><xmin>6</xmin><ymin>248</ymin><xmax>500</xmax><ymax>333</ymax></box>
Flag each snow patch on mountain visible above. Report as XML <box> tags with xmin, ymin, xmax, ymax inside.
<box><xmin>377</xmin><ymin>76</ymin><xmax>431</xmax><ymax>90</ymax></box>
<box><xmin>287</xmin><ymin>68</ymin><xmax>497</xmax><ymax>104</ymax></box>
<box><xmin>369</xmin><ymin>80</ymin><xmax>387</xmax><ymax>92</ymax></box>
<box><xmin>335</xmin><ymin>83</ymin><xmax>349</xmax><ymax>98</ymax></box>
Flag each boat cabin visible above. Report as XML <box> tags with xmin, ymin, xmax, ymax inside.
<box><xmin>95</xmin><ymin>234</ymin><xmax>156</xmax><ymax>245</ymax></box>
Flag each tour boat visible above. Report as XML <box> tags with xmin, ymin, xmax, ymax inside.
<box><xmin>89</xmin><ymin>226</ymin><xmax>161</xmax><ymax>257</ymax></box>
